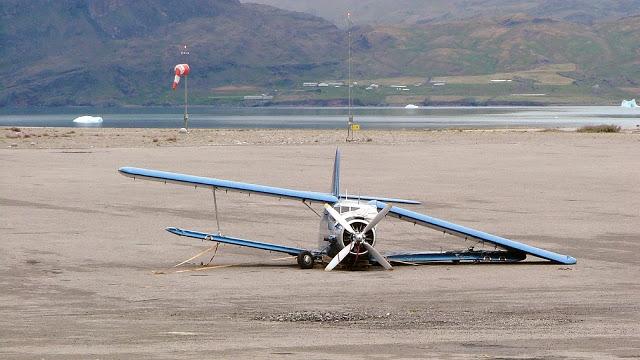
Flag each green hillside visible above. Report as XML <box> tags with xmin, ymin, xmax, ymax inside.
<box><xmin>247</xmin><ymin>0</ymin><xmax>640</xmax><ymax>26</ymax></box>
<box><xmin>0</xmin><ymin>0</ymin><xmax>344</xmax><ymax>106</ymax></box>
<box><xmin>1</xmin><ymin>1</ymin><xmax>639</xmax><ymax>106</ymax></box>
<box><xmin>276</xmin><ymin>15</ymin><xmax>640</xmax><ymax>106</ymax></box>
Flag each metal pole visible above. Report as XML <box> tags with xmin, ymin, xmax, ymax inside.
<box><xmin>348</xmin><ymin>19</ymin><xmax>352</xmax><ymax>118</ymax></box>
<box><xmin>213</xmin><ymin>188</ymin><xmax>221</xmax><ymax>235</ymax></box>
<box><xmin>346</xmin><ymin>12</ymin><xmax>353</xmax><ymax>141</ymax></box>
<box><xmin>183</xmin><ymin>75</ymin><xmax>189</xmax><ymax>130</ymax></box>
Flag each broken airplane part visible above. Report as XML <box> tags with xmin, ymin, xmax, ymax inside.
<box><xmin>118</xmin><ymin>149</ymin><xmax>576</xmax><ymax>270</ymax></box>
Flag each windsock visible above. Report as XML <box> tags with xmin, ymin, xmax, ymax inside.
<box><xmin>172</xmin><ymin>64</ymin><xmax>190</xmax><ymax>90</ymax></box>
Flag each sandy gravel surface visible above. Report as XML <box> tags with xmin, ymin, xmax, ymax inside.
<box><xmin>4</xmin><ymin>126</ymin><xmax>638</xmax><ymax>149</ymax></box>
<box><xmin>1</xmin><ymin>128</ymin><xmax>639</xmax><ymax>359</ymax></box>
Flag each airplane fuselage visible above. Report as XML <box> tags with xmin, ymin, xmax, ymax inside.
<box><xmin>119</xmin><ymin>146</ymin><xmax>577</xmax><ymax>270</ymax></box>
<box><xmin>319</xmin><ymin>200</ymin><xmax>379</xmax><ymax>258</ymax></box>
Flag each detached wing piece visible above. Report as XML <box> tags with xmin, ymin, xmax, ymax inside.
<box><xmin>375</xmin><ymin>201</ymin><xmax>576</xmax><ymax>265</ymax></box>
<box><xmin>119</xmin><ymin>167</ymin><xmax>338</xmax><ymax>204</ymax></box>
<box><xmin>166</xmin><ymin>227</ymin><xmax>309</xmax><ymax>256</ymax></box>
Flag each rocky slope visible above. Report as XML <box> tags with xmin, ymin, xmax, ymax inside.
<box><xmin>247</xmin><ymin>0</ymin><xmax>640</xmax><ymax>26</ymax></box>
<box><xmin>0</xmin><ymin>0</ymin><xmax>343</xmax><ymax>106</ymax></box>
<box><xmin>1</xmin><ymin>1</ymin><xmax>639</xmax><ymax>106</ymax></box>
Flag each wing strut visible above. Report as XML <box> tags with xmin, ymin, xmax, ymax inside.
<box><xmin>212</xmin><ymin>188</ymin><xmax>222</xmax><ymax>235</ymax></box>
<box><xmin>166</xmin><ymin>227</ymin><xmax>309</xmax><ymax>256</ymax></box>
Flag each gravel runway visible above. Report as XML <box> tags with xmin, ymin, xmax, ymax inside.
<box><xmin>1</xmin><ymin>128</ymin><xmax>639</xmax><ymax>359</ymax></box>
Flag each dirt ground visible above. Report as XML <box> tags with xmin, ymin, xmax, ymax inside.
<box><xmin>1</xmin><ymin>128</ymin><xmax>639</xmax><ymax>359</ymax></box>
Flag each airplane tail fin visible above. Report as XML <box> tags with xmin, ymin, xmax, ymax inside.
<box><xmin>331</xmin><ymin>148</ymin><xmax>340</xmax><ymax>197</ymax></box>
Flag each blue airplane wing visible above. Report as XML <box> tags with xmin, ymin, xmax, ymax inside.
<box><xmin>374</xmin><ymin>201</ymin><xmax>576</xmax><ymax>265</ymax></box>
<box><xmin>166</xmin><ymin>227</ymin><xmax>310</xmax><ymax>256</ymax></box>
<box><xmin>339</xmin><ymin>194</ymin><xmax>420</xmax><ymax>205</ymax></box>
<box><xmin>384</xmin><ymin>250</ymin><xmax>527</xmax><ymax>264</ymax></box>
<box><xmin>119</xmin><ymin>167</ymin><xmax>338</xmax><ymax>203</ymax></box>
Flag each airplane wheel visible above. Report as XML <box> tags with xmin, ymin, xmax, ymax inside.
<box><xmin>297</xmin><ymin>251</ymin><xmax>314</xmax><ymax>269</ymax></box>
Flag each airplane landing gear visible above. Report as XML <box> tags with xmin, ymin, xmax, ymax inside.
<box><xmin>297</xmin><ymin>251</ymin><xmax>314</xmax><ymax>269</ymax></box>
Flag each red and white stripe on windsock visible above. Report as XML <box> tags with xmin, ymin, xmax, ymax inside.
<box><xmin>172</xmin><ymin>64</ymin><xmax>190</xmax><ymax>90</ymax></box>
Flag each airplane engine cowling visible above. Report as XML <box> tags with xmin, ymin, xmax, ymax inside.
<box><xmin>340</xmin><ymin>218</ymin><xmax>376</xmax><ymax>256</ymax></box>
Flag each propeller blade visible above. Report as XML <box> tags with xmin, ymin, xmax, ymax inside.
<box><xmin>362</xmin><ymin>242</ymin><xmax>393</xmax><ymax>270</ymax></box>
<box><xmin>325</xmin><ymin>242</ymin><xmax>355</xmax><ymax>271</ymax></box>
<box><xmin>361</xmin><ymin>203</ymin><xmax>393</xmax><ymax>235</ymax></box>
<box><xmin>324</xmin><ymin>203</ymin><xmax>356</xmax><ymax>234</ymax></box>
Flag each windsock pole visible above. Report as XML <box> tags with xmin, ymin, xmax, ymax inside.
<box><xmin>183</xmin><ymin>74</ymin><xmax>188</xmax><ymax>130</ymax></box>
<box><xmin>346</xmin><ymin>12</ymin><xmax>356</xmax><ymax>142</ymax></box>
<box><xmin>180</xmin><ymin>45</ymin><xmax>190</xmax><ymax>131</ymax></box>
<box><xmin>172</xmin><ymin>62</ymin><xmax>190</xmax><ymax>130</ymax></box>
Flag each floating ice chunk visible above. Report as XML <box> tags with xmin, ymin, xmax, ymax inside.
<box><xmin>73</xmin><ymin>116</ymin><xmax>103</xmax><ymax>124</ymax></box>
<box><xmin>404</xmin><ymin>104</ymin><xmax>419</xmax><ymax>109</ymax></box>
<box><xmin>621</xmin><ymin>99</ymin><xmax>637</xmax><ymax>108</ymax></box>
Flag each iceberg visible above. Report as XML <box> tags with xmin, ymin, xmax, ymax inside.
<box><xmin>621</xmin><ymin>99</ymin><xmax>637</xmax><ymax>108</ymax></box>
<box><xmin>404</xmin><ymin>104</ymin><xmax>419</xmax><ymax>109</ymax></box>
<box><xmin>73</xmin><ymin>116</ymin><xmax>103</xmax><ymax>124</ymax></box>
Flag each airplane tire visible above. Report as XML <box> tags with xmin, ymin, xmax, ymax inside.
<box><xmin>297</xmin><ymin>251</ymin><xmax>314</xmax><ymax>269</ymax></box>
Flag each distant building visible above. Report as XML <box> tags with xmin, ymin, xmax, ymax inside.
<box><xmin>303</xmin><ymin>82</ymin><xmax>318</xmax><ymax>87</ymax></box>
<box><xmin>243</xmin><ymin>94</ymin><xmax>274</xmax><ymax>100</ymax></box>
<box><xmin>318</xmin><ymin>82</ymin><xmax>329</xmax><ymax>87</ymax></box>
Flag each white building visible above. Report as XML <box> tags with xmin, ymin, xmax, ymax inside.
<box><xmin>243</xmin><ymin>94</ymin><xmax>274</xmax><ymax>100</ymax></box>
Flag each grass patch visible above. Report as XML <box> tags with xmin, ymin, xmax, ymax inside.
<box><xmin>577</xmin><ymin>124</ymin><xmax>621</xmax><ymax>133</ymax></box>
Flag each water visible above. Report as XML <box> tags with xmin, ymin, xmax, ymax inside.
<box><xmin>0</xmin><ymin>106</ymin><xmax>638</xmax><ymax>129</ymax></box>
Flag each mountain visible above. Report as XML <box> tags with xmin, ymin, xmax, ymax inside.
<box><xmin>0</xmin><ymin>0</ymin><xmax>344</xmax><ymax>106</ymax></box>
<box><xmin>245</xmin><ymin>0</ymin><xmax>640</xmax><ymax>26</ymax></box>
<box><xmin>350</xmin><ymin>14</ymin><xmax>640</xmax><ymax>80</ymax></box>
<box><xmin>1</xmin><ymin>1</ymin><xmax>639</xmax><ymax>106</ymax></box>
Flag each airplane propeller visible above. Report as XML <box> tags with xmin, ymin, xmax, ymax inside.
<box><xmin>323</xmin><ymin>203</ymin><xmax>394</xmax><ymax>271</ymax></box>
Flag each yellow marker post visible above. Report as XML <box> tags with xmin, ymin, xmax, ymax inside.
<box><xmin>351</xmin><ymin>123</ymin><xmax>360</xmax><ymax>131</ymax></box>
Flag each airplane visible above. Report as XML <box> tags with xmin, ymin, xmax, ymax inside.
<box><xmin>118</xmin><ymin>149</ymin><xmax>576</xmax><ymax>271</ymax></box>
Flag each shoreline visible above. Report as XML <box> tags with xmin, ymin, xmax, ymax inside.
<box><xmin>2</xmin><ymin>126</ymin><xmax>639</xmax><ymax>150</ymax></box>
<box><xmin>0</xmin><ymin>103</ymin><xmax>629</xmax><ymax>110</ymax></box>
